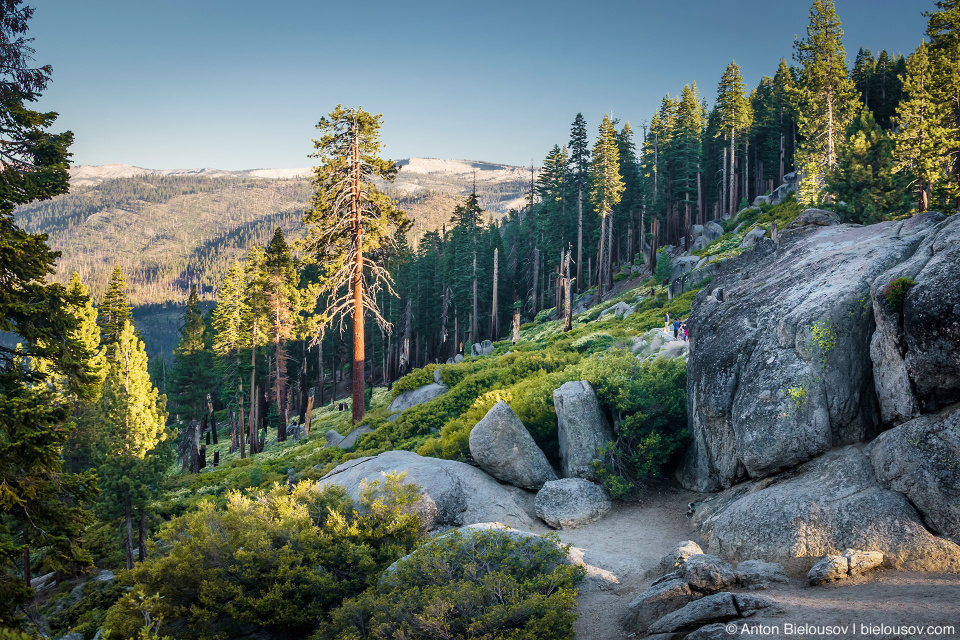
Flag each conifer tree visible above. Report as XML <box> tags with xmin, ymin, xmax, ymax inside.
<box><xmin>263</xmin><ymin>228</ymin><xmax>301</xmax><ymax>434</ymax></box>
<box><xmin>303</xmin><ymin>106</ymin><xmax>409</xmax><ymax>424</ymax></box>
<box><xmin>672</xmin><ymin>85</ymin><xmax>704</xmax><ymax>237</ymax></box>
<box><xmin>169</xmin><ymin>285</ymin><xmax>213</xmax><ymax>419</ymax></box>
<box><xmin>212</xmin><ymin>260</ymin><xmax>249</xmax><ymax>402</ymax></box>
<box><xmin>827</xmin><ymin>110</ymin><xmax>901</xmax><ymax>223</ymax></box>
<box><xmin>792</xmin><ymin>0</ymin><xmax>859</xmax><ymax>204</ymax></box>
<box><xmin>715</xmin><ymin>62</ymin><xmax>751</xmax><ymax>216</ymax></box>
<box><xmin>98</xmin><ymin>263</ymin><xmax>132</xmax><ymax>345</ymax></box>
<box><xmin>97</xmin><ymin>320</ymin><xmax>169</xmax><ymax>570</ymax></box>
<box><xmin>0</xmin><ymin>1</ymin><xmax>97</xmax><ymax>620</ymax></box>
<box><xmin>925</xmin><ymin>0</ymin><xmax>960</xmax><ymax>205</ymax></box>
<box><xmin>590</xmin><ymin>114</ymin><xmax>624</xmax><ymax>294</ymax></box>
<box><xmin>615</xmin><ymin>124</ymin><xmax>642</xmax><ymax>260</ymax></box>
<box><xmin>568</xmin><ymin>113</ymin><xmax>590</xmax><ymax>292</ymax></box>
<box><xmin>894</xmin><ymin>42</ymin><xmax>942</xmax><ymax>212</ymax></box>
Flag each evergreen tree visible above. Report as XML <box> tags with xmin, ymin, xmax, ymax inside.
<box><xmin>212</xmin><ymin>260</ymin><xmax>249</xmax><ymax>403</ymax></box>
<box><xmin>792</xmin><ymin>0</ymin><xmax>859</xmax><ymax>204</ymax></box>
<box><xmin>97</xmin><ymin>320</ymin><xmax>169</xmax><ymax>570</ymax></box>
<box><xmin>568</xmin><ymin>113</ymin><xmax>590</xmax><ymax>291</ymax></box>
<box><xmin>852</xmin><ymin>47</ymin><xmax>876</xmax><ymax>110</ymax></box>
<box><xmin>0</xmin><ymin>1</ymin><xmax>97</xmax><ymax>622</ymax></box>
<box><xmin>98</xmin><ymin>263</ymin><xmax>133</xmax><ymax>345</ymax></box>
<box><xmin>894</xmin><ymin>42</ymin><xmax>942</xmax><ymax>212</ymax></box>
<box><xmin>590</xmin><ymin>114</ymin><xmax>624</xmax><ymax>293</ymax></box>
<box><xmin>715</xmin><ymin>62</ymin><xmax>751</xmax><ymax>216</ymax></box>
<box><xmin>168</xmin><ymin>285</ymin><xmax>214</xmax><ymax>420</ymax></box>
<box><xmin>615</xmin><ymin>124</ymin><xmax>642</xmax><ymax>260</ymax></box>
<box><xmin>671</xmin><ymin>85</ymin><xmax>704</xmax><ymax>237</ymax></box>
<box><xmin>302</xmin><ymin>105</ymin><xmax>409</xmax><ymax>424</ymax></box>
<box><xmin>827</xmin><ymin>110</ymin><xmax>902</xmax><ymax>223</ymax></box>
<box><xmin>263</xmin><ymin>228</ymin><xmax>302</xmax><ymax>434</ymax></box>
<box><xmin>925</xmin><ymin>0</ymin><xmax>960</xmax><ymax>205</ymax></box>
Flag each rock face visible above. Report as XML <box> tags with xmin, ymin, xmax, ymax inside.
<box><xmin>534</xmin><ymin>478</ymin><xmax>611</xmax><ymax>529</ymax></box>
<box><xmin>317</xmin><ymin>451</ymin><xmax>536</xmax><ymax>531</ymax></box>
<box><xmin>753</xmin><ymin>171</ymin><xmax>798</xmax><ymax>207</ymax></box>
<box><xmin>599</xmin><ymin>300</ymin><xmax>636</xmax><ymax>320</ymax></box>
<box><xmin>691</xmin><ymin>446</ymin><xmax>960</xmax><ymax>572</ymax></box>
<box><xmin>468</xmin><ymin>401</ymin><xmax>557</xmax><ymax>490</ymax></box>
<box><xmin>324</xmin><ymin>425</ymin><xmax>373</xmax><ymax>450</ymax></box>
<box><xmin>647</xmin><ymin>592</ymin><xmax>773</xmax><ymax>634</ymax></box>
<box><xmin>735</xmin><ymin>560</ymin><xmax>788</xmax><ymax>589</ymax></box>
<box><xmin>870</xmin><ymin>213</ymin><xmax>960</xmax><ymax>422</ymax></box>
<box><xmin>387</xmin><ymin>380</ymin><xmax>448</xmax><ymax>414</ymax></box>
<box><xmin>682</xmin><ymin>554</ymin><xmax>737</xmax><ymax>593</ymax></box>
<box><xmin>739</xmin><ymin>226</ymin><xmax>766</xmax><ymax>249</ymax></box>
<box><xmin>656</xmin><ymin>540</ymin><xmax>705</xmax><ymax>577</ymax></box>
<box><xmin>869</xmin><ymin>410</ymin><xmax>960</xmax><ymax>542</ymax></box>
<box><xmin>553</xmin><ymin>380</ymin><xmax>613</xmax><ymax>479</ymax></box>
<box><xmin>623</xmin><ymin>578</ymin><xmax>694</xmax><ymax>632</ymax></box>
<box><xmin>680</xmin><ymin>213</ymin><xmax>946</xmax><ymax>492</ymax></box>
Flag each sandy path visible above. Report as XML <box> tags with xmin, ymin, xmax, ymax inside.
<box><xmin>527</xmin><ymin>482</ymin><xmax>960</xmax><ymax>640</ymax></box>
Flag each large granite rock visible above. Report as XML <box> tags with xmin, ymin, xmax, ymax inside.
<box><xmin>869</xmin><ymin>409</ymin><xmax>960</xmax><ymax>542</ymax></box>
<box><xmin>656</xmin><ymin>540</ymin><xmax>705</xmax><ymax>577</ymax></box>
<box><xmin>468</xmin><ymin>401</ymin><xmax>557</xmax><ymax>490</ymax></box>
<box><xmin>680</xmin><ymin>213</ymin><xmax>945</xmax><ymax>492</ymax></box>
<box><xmin>870</xmin><ymin>213</ymin><xmax>960</xmax><ymax>423</ymax></box>
<box><xmin>647</xmin><ymin>592</ymin><xmax>773</xmax><ymax>634</ymax></box>
<box><xmin>739</xmin><ymin>226</ymin><xmax>766</xmax><ymax>249</ymax></box>
<box><xmin>317</xmin><ymin>451</ymin><xmax>536</xmax><ymax>531</ymax></box>
<box><xmin>324</xmin><ymin>425</ymin><xmax>373</xmax><ymax>450</ymax></box>
<box><xmin>702</xmin><ymin>221</ymin><xmax>725</xmax><ymax>243</ymax></box>
<box><xmin>471</xmin><ymin>340</ymin><xmax>494</xmax><ymax>357</ymax></box>
<box><xmin>387</xmin><ymin>381</ymin><xmax>448</xmax><ymax>414</ymax></box>
<box><xmin>553</xmin><ymin>380</ymin><xmax>613</xmax><ymax>479</ymax></box>
<box><xmin>784</xmin><ymin>207</ymin><xmax>839</xmax><ymax>229</ymax></box>
<box><xmin>682</xmin><ymin>554</ymin><xmax>737</xmax><ymax>593</ymax></box>
<box><xmin>534</xmin><ymin>478</ymin><xmax>611</xmax><ymax>529</ymax></box>
<box><xmin>691</xmin><ymin>446</ymin><xmax>960</xmax><ymax>573</ymax></box>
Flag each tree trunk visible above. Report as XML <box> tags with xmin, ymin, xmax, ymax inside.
<box><xmin>563</xmin><ymin>246</ymin><xmax>572</xmax><ymax>332</ymax></box>
<box><xmin>22</xmin><ymin>544</ymin><xmax>30</xmax><ymax>587</ymax></box>
<box><xmin>138</xmin><ymin>509</ymin><xmax>147</xmax><ymax>563</ymax></box>
<box><xmin>248</xmin><ymin>318</ymin><xmax>257</xmax><ymax>455</ymax></box>
<box><xmin>722</xmin><ymin>142</ymin><xmax>728</xmax><ymax>218</ymax></box>
<box><xmin>491</xmin><ymin>247</ymin><xmax>498</xmax><ymax>341</ymax></box>
<box><xmin>471</xmin><ymin>250</ymin><xmax>478</xmax><ymax>344</ymax></box>
<box><xmin>697</xmin><ymin>172</ymin><xmax>703</xmax><ymax>225</ymax></box>
<box><xmin>531</xmin><ymin>247</ymin><xmax>540</xmax><ymax>314</ymax></box>
<box><xmin>350</xmin><ymin>122</ymin><xmax>365</xmax><ymax>425</ymax></box>
<box><xmin>305</xmin><ymin>390</ymin><xmax>314</xmax><ymax>436</ymax></box>
<box><xmin>576</xmin><ymin>184</ymin><xmax>583</xmax><ymax>293</ymax></box>
<box><xmin>729</xmin><ymin>128</ymin><xmax>736</xmax><ymax>218</ymax></box>
<box><xmin>238</xmin><ymin>383</ymin><xmax>245</xmax><ymax>459</ymax></box>
<box><xmin>597</xmin><ymin>216</ymin><xmax>606</xmax><ymax>295</ymax></box>
<box><xmin>605</xmin><ymin>212</ymin><xmax>613</xmax><ymax>291</ymax></box>
<box><xmin>512</xmin><ymin>308</ymin><xmax>521</xmax><ymax>343</ymax></box>
<box><xmin>125</xmin><ymin>502</ymin><xmax>134</xmax><ymax>571</ymax></box>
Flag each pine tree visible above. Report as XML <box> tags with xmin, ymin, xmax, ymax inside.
<box><xmin>568</xmin><ymin>114</ymin><xmax>590</xmax><ymax>292</ymax></box>
<box><xmin>792</xmin><ymin>0</ymin><xmax>859</xmax><ymax>205</ymax></box>
<box><xmin>715</xmin><ymin>61</ymin><xmax>751</xmax><ymax>217</ymax></box>
<box><xmin>925</xmin><ymin>0</ymin><xmax>960</xmax><ymax>205</ymax></box>
<box><xmin>0</xmin><ymin>1</ymin><xmax>97</xmax><ymax>621</ymax></box>
<box><xmin>616</xmin><ymin>124</ymin><xmax>642</xmax><ymax>261</ymax></box>
<box><xmin>263</xmin><ymin>228</ymin><xmax>301</xmax><ymax>435</ymax></box>
<box><xmin>590</xmin><ymin>114</ymin><xmax>624</xmax><ymax>294</ymax></box>
<box><xmin>827</xmin><ymin>110</ymin><xmax>902</xmax><ymax>223</ymax></box>
<box><xmin>98</xmin><ymin>263</ymin><xmax>133</xmax><ymax>345</ymax></box>
<box><xmin>852</xmin><ymin>47</ymin><xmax>876</xmax><ymax>110</ymax></box>
<box><xmin>894</xmin><ymin>42</ymin><xmax>942</xmax><ymax>212</ymax></box>
<box><xmin>302</xmin><ymin>106</ymin><xmax>409</xmax><ymax>424</ymax></box>
<box><xmin>672</xmin><ymin>85</ymin><xmax>704</xmax><ymax>238</ymax></box>
<box><xmin>97</xmin><ymin>320</ymin><xmax>169</xmax><ymax>570</ymax></box>
<box><xmin>169</xmin><ymin>285</ymin><xmax>213</xmax><ymax>420</ymax></box>
<box><xmin>212</xmin><ymin>260</ymin><xmax>249</xmax><ymax>402</ymax></box>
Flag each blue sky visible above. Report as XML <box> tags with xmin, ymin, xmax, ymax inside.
<box><xmin>31</xmin><ymin>0</ymin><xmax>929</xmax><ymax>170</ymax></box>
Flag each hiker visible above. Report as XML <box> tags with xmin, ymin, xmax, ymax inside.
<box><xmin>673</xmin><ymin>319</ymin><xmax>681</xmax><ymax>340</ymax></box>
<box><xmin>665</xmin><ymin>312</ymin><xmax>670</xmax><ymax>331</ymax></box>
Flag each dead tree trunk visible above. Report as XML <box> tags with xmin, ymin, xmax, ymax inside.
<box><xmin>563</xmin><ymin>246</ymin><xmax>573</xmax><ymax>332</ymax></box>
<box><xmin>491</xmin><ymin>247</ymin><xmax>498</xmax><ymax>341</ymax></box>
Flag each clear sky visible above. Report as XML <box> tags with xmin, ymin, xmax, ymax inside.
<box><xmin>31</xmin><ymin>0</ymin><xmax>929</xmax><ymax>170</ymax></box>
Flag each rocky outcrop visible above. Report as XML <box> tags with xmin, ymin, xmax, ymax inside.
<box><xmin>468</xmin><ymin>401</ymin><xmax>557</xmax><ymax>490</ymax></box>
<box><xmin>808</xmin><ymin>549</ymin><xmax>884</xmax><ymax>585</ymax></box>
<box><xmin>598</xmin><ymin>300</ymin><xmax>636</xmax><ymax>320</ymax></box>
<box><xmin>387</xmin><ymin>380</ymin><xmax>448</xmax><ymax>415</ymax></box>
<box><xmin>317</xmin><ymin>451</ymin><xmax>536</xmax><ymax>531</ymax></box>
<box><xmin>691</xmin><ymin>446</ymin><xmax>960</xmax><ymax>573</ymax></box>
<box><xmin>623</xmin><ymin>578</ymin><xmax>694</xmax><ymax>632</ymax></box>
<box><xmin>735</xmin><ymin>560</ymin><xmax>788</xmax><ymax>589</ymax></box>
<box><xmin>470</xmin><ymin>340</ymin><xmax>494</xmax><ymax>356</ymax></box>
<box><xmin>680</xmin><ymin>213</ymin><xmax>946</xmax><ymax>492</ymax></box>
<box><xmin>753</xmin><ymin>171</ymin><xmax>798</xmax><ymax>207</ymax></box>
<box><xmin>553</xmin><ymin>380</ymin><xmax>613</xmax><ymax>479</ymax></box>
<box><xmin>656</xmin><ymin>540</ymin><xmax>705</xmax><ymax>576</ymax></box>
<box><xmin>647</xmin><ymin>592</ymin><xmax>774</xmax><ymax>635</ymax></box>
<box><xmin>869</xmin><ymin>409</ymin><xmax>960</xmax><ymax>542</ymax></box>
<box><xmin>682</xmin><ymin>554</ymin><xmax>737</xmax><ymax>593</ymax></box>
<box><xmin>870</xmin><ymin>213</ymin><xmax>960</xmax><ymax>422</ymax></box>
<box><xmin>534</xmin><ymin>478</ymin><xmax>611</xmax><ymax>529</ymax></box>
<box><xmin>739</xmin><ymin>226</ymin><xmax>766</xmax><ymax>249</ymax></box>
<box><xmin>784</xmin><ymin>208</ymin><xmax>839</xmax><ymax>229</ymax></box>
<box><xmin>324</xmin><ymin>425</ymin><xmax>372</xmax><ymax>450</ymax></box>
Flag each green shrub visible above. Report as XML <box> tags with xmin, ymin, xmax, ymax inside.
<box><xmin>317</xmin><ymin>527</ymin><xmax>584</xmax><ymax>640</ymax></box>
<box><xmin>534</xmin><ymin>307</ymin><xmax>555</xmax><ymax>324</ymax></box>
<box><xmin>881</xmin><ymin>276</ymin><xmax>916</xmax><ymax>311</ymax></box>
<box><xmin>391</xmin><ymin>364</ymin><xmax>441</xmax><ymax>397</ymax></box>
<box><xmin>47</xmin><ymin>579</ymin><xmax>127</xmax><ymax>640</ymax></box>
<box><xmin>571</xmin><ymin>331</ymin><xmax>614</xmax><ymax>353</ymax></box>
<box><xmin>105</xmin><ymin>476</ymin><xmax>420</xmax><ymax>640</ymax></box>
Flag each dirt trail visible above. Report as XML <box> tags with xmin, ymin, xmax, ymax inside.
<box><xmin>528</xmin><ymin>482</ymin><xmax>960</xmax><ymax>640</ymax></box>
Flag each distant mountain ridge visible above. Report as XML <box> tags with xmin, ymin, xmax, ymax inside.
<box><xmin>14</xmin><ymin>158</ymin><xmax>535</xmax><ymax>360</ymax></box>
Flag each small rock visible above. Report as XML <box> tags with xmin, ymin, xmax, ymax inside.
<box><xmin>784</xmin><ymin>208</ymin><xmax>839</xmax><ymax>229</ymax></box>
<box><xmin>58</xmin><ymin>634</ymin><xmax>84</xmax><ymax>640</ymax></box>
<box><xmin>682</xmin><ymin>554</ymin><xmax>737</xmax><ymax>593</ymax></box>
<box><xmin>96</xmin><ymin>569</ymin><xmax>115</xmax><ymax>582</ymax></box>
<box><xmin>807</xmin><ymin>555</ymin><xmax>849</xmax><ymax>585</ymax></box>
<box><xmin>685</xmin><ymin>624</ymin><xmax>734</xmax><ymax>640</ymax></box>
<box><xmin>735</xmin><ymin>559</ymin><xmax>788</xmax><ymax>589</ymax></box>
<box><xmin>844</xmin><ymin>549</ymin><xmax>884</xmax><ymax>576</ymax></box>
<box><xmin>535</xmin><ymin>478</ymin><xmax>611</xmax><ymax>529</ymax></box>
<box><xmin>454</xmin><ymin>354</ymin><xmax>464</xmax><ymax>363</ymax></box>
<box><xmin>433</xmin><ymin>368</ymin><xmax>443</xmax><ymax>384</ymax></box>
<box><xmin>647</xmin><ymin>592</ymin><xmax>739</xmax><ymax>634</ymax></box>
<box><xmin>740</xmin><ymin>226</ymin><xmax>767</xmax><ymax>249</ymax></box>
<box><xmin>623</xmin><ymin>578</ymin><xmax>694</xmax><ymax>632</ymax></box>
<box><xmin>656</xmin><ymin>540</ymin><xmax>704</xmax><ymax>577</ymax></box>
